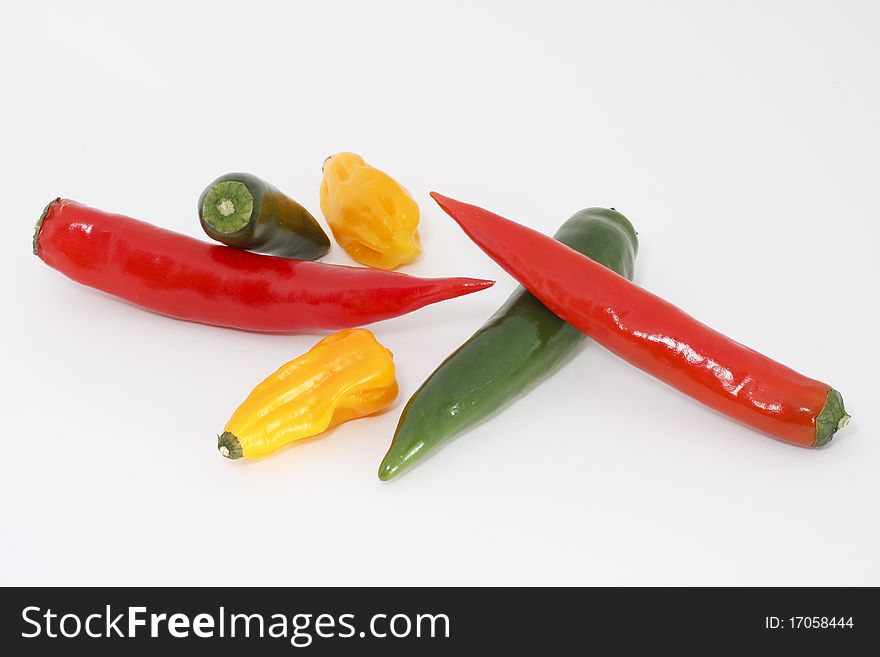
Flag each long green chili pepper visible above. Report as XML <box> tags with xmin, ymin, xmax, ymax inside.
<box><xmin>378</xmin><ymin>208</ymin><xmax>638</xmax><ymax>481</ymax></box>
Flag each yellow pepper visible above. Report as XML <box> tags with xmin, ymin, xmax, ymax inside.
<box><xmin>319</xmin><ymin>152</ymin><xmax>422</xmax><ymax>270</ymax></box>
<box><xmin>218</xmin><ymin>329</ymin><xmax>398</xmax><ymax>459</ymax></box>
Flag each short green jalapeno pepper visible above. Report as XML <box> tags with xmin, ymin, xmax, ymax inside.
<box><xmin>199</xmin><ymin>172</ymin><xmax>330</xmax><ymax>259</ymax></box>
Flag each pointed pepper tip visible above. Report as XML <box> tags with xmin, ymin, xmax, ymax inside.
<box><xmin>377</xmin><ymin>458</ymin><xmax>398</xmax><ymax>482</ymax></box>
<box><xmin>429</xmin><ymin>191</ymin><xmax>456</xmax><ymax>214</ymax></box>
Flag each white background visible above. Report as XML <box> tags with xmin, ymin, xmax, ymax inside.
<box><xmin>2</xmin><ymin>1</ymin><xmax>877</xmax><ymax>586</ymax></box>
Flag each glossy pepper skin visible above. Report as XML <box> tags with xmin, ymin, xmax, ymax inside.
<box><xmin>33</xmin><ymin>199</ymin><xmax>493</xmax><ymax>333</ymax></box>
<box><xmin>379</xmin><ymin>208</ymin><xmax>638</xmax><ymax>480</ymax></box>
<box><xmin>198</xmin><ymin>172</ymin><xmax>331</xmax><ymax>259</ymax></box>
<box><xmin>219</xmin><ymin>329</ymin><xmax>398</xmax><ymax>459</ymax></box>
<box><xmin>431</xmin><ymin>192</ymin><xmax>850</xmax><ymax>448</ymax></box>
<box><xmin>320</xmin><ymin>153</ymin><xmax>422</xmax><ymax>270</ymax></box>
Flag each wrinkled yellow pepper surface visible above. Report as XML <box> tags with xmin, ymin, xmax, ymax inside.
<box><xmin>320</xmin><ymin>152</ymin><xmax>422</xmax><ymax>270</ymax></box>
<box><xmin>218</xmin><ymin>329</ymin><xmax>398</xmax><ymax>459</ymax></box>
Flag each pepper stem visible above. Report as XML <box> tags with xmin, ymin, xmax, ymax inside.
<box><xmin>218</xmin><ymin>432</ymin><xmax>243</xmax><ymax>459</ymax></box>
<box><xmin>815</xmin><ymin>388</ymin><xmax>849</xmax><ymax>447</ymax></box>
<box><xmin>201</xmin><ymin>181</ymin><xmax>254</xmax><ymax>235</ymax></box>
<box><xmin>33</xmin><ymin>198</ymin><xmax>61</xmax><ymax>255</ymax></box>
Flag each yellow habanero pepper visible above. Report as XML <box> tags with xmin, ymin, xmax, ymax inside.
<box><xmin>218</xmin><ymin>329</ymin><xmax>398</xmax><ymax>460</ymax></box>
<box><xmin>319</xmin><ymin>152</ymin><xmax>422</xmax><ymax>270</ymax></box>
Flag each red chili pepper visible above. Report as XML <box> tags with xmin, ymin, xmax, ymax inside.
<box><xmin>430</xmin><ymin>192</ymin><xmax>849</xmax><ymax>448</ymax></box>
<box><xmin>34</xmin><ymin>199</ymin><xmax>493</xmax><ymax>333</ymax></box>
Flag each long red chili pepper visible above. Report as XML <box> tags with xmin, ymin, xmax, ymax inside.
<box><xmin>34</xmin><ymin>199</ymin><xmax>493</xmax><ymax>333</ymax></box>
<box><xmin>430</xmin><ymin>192</ymin><xmax>849</xmax><ymax>448</ymax></box>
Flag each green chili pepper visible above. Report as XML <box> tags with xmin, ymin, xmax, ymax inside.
<box><xmin>198</xmin><ymin>172</ymin><xmax>331</xmax><ymax>259</ymax></box>
<box><xmin>378</xmin><ymin>208</ymin><xmax>638</xmax><ymax>481</ymax></box>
